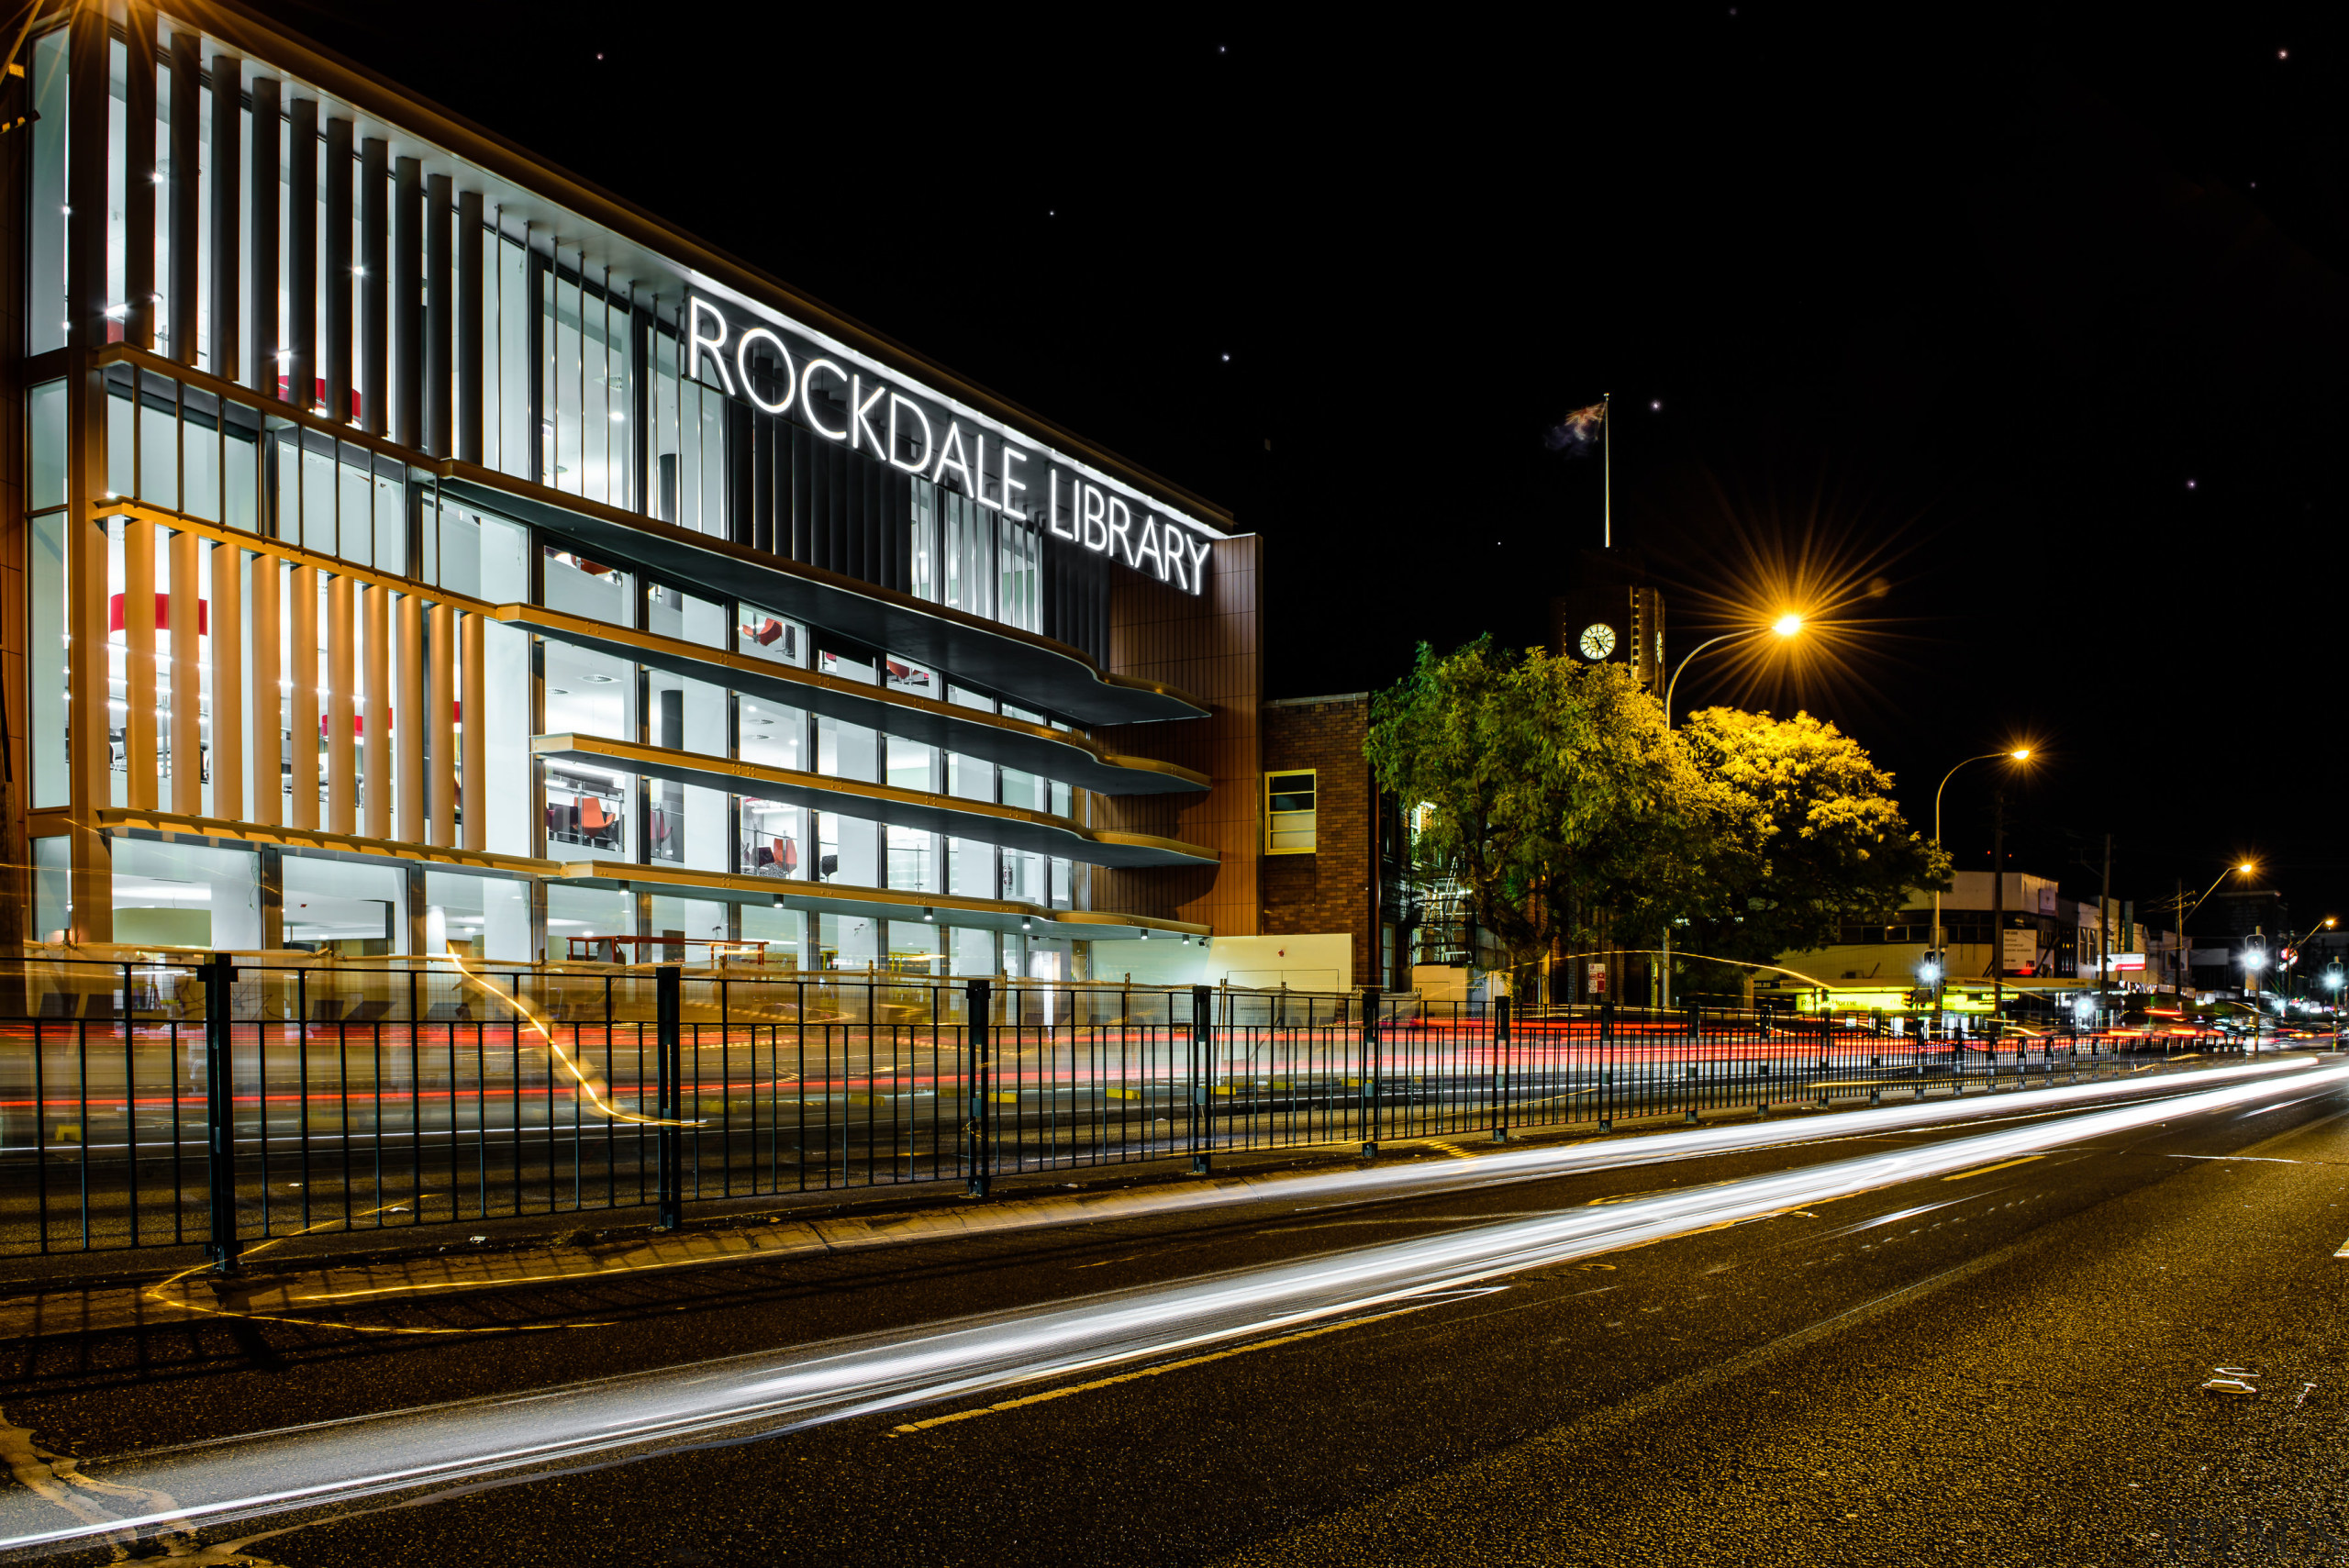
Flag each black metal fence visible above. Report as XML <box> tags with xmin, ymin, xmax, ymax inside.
<box><xmin>0</xmin><ymin>956</ymin><xmax>2244</xmax><ymax>1262</ymax></box>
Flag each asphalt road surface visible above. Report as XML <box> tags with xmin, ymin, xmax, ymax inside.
<box><xmin>0</xmin><ymin>1055</ymin><xmax>2342</xmax><ymax>1565</ymax></box>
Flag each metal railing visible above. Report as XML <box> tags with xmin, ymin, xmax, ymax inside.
<box><xmin>0</xmin><ymin>957</ymin><xmax>2247</xmax><ymax>1264</ymax></box>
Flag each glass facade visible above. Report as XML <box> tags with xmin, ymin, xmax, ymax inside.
<box><xmin>15</xmin><ymin>7</ymin><xmax>1226</xmax><ymax>973</ymax></box>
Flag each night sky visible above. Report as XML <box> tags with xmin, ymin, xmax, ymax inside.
<box><xmin>260</xmin><ymin>2</ymin><xmax>2349</xmax><ymax>929</ymax></box>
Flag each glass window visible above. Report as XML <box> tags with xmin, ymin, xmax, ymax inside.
<box><xmin>884</xmin><ymin>655</ymin><xmax>936</xmax><ymax>697</ymax></box>
<box><xmin>941</xmin><ymin>488</ymin><xmax>994</xmax><ymax>618</ymax></box>
<box><xmin>887</xmin><ymin>826</ymin><xmax>936</xmax><ymax>893</ymax></box>
<box><xmin>738</xmin><ymin>902</ymin><xmax>804</xmax><ymax>967</ymax></box>
<box><xmin>32</xmin><ymin>835</ymin><xmax>70</xmax><ymax>943</ymax></box>
<box><xmin>112</xmin><ymin>838</ymin><xmax>262</xmax><ymax>951</ymax></box>
<box><xmin>739</xmin><ymin>797</ymin><xmax>806</xmax><ymax>879</ymax></box>
<box><xmin>337</xmin><ymin>443</ymin><xmax>373</xmax><ymax>567</ymax></box>
<box><xmin>818</xmin><ymin>809</ymin><xmax>877</xmax><ymax>886</ymax></box>
<box><xmin>489</xmin><ymin>233</ymin><xmax>531</xmax><ymax>480</ymax></box>
<box><xmin>649</xmin><ymin>895</ymin><xmax>728</xmax><ymax>962</ymax></box>
<box><xmin>546</xmin><ymin>762</ymin><xmax>629</xmax><ymax>858</ymax></box>
<box><xmin>424</xmin><ymin>870</ymin><xmax>531</xmax><ymax>962</ymax></box>
<box><xmin>815</xmin><ymin>714</ymin><xmax>876</xmax><ymax>782</ymax></box>
<box><xmin>946</xmin><ymin>684</ymin><xmax>994</xmax><ymax>713</ymax></box>
<box><xmin>885</xmin><ymin>736</ymin><xmax>935</xmax><ymax>794</ymax></box>
<box><xmin>997</xmin><ymin>518</ymin><xmax>1040</xmax><ymax>632</ymax></box>
<box><xmin>541</xmin><ymin>547</ymin><xmax>631</xmax><ymax>625</ymax></box>
<box><xmin>1000</xmin><ymin>766</ymin><xmax>1044</xmax><ymax>812</ymax></box>
<box><xmin>29</xmin><ymin>28</ymin><xmax>64</xmax><ymax>356</ymax></box>
<box><xmin>29</xmin><ymin>511</ymin><xmax>66</xmax><ymax>809</ymax></box>
<box><xmin>433</xmin><ymin>503</ymin><xmax>528</xmax><ymax>599</ymax></box>
<box><xmin>104</xmin><ymin>373</ymin><xmax>132</xmax><ymax>499</ymax></box>
<box><xmin>646</xmin><ymin>670</ymin><xmax>726</xmax><ymax>872</ymax></box>
<box><xmin>30</xmin><ymin>379</ymin><xmax>66</xmax><ymax>511</ymax></box>
<box><xmin>223</xmin><ymin>401</ymin><xmax>261</xmax><ymax>533</ymax></box>
<box><xmin>739</xmin><ymin>698</ymin><xmax>804</xmax><ymax>772</ymax></box>
<box><xmin>480</xmin><ymin>617</ymin><xmax>532</xmax><ymax>854</ymax></box>
<box><xmin>818</xmin><ymin>647</ymin><xmax>874</xmax><ymax>684</ymax></box>
<box><xmin>541</xmin><ymin>264</ymin><xmax>631</xmax><ymax>506</ymax></box>
<box><xmin>737</xmin><ymin>602</ymin><xmax>804</xmax><ymax>665</ymax></box>
<box><xmin>888</xmin><ymin>920</ymin><xmax>942</xmax><ymax>977</ymax></box>
<box><xmin>945</xmin><ymin>751</ymin><xmax>993</xmax><ymax>803</ymax></box>
<box><xmin>950</xmin><ymin>926</ymin><xmax>996</xmax><ymax>979</ymax></box>
<box><xmin>282</xmin><ymin>852</ymin><xmax>406</xmax><ymax>956</ymax></box>
<box><xmin>541</xmin><ymin>639</ymin><xmax>636</xmax><ymax>741</ymax></box>
<box><xmin>182</xmin><ymin>385</ymin><xmax>220</xmax><ymax>521</ymax></box>
<box><xmin>373</xmin><ymin>455</ymin><xmax>406</xmax><ymax>574</ymax></box>
<box><xmin>648</xmin><ymin>584</ymin><xmax>728</xmax><ymax>649</ymax></box>
<box><xmin>817</xmin><ymin>912</ymin><xmax>880</xmax><ymax>972</ymax></box>
<box><xmin>946</xmin><ymin>837</ymin><xmax>993</xmax><ymax>898</ymax></box>
<box><xmin>1267</xmin><ymin>770</ymin><xmax>1318</xmax><ymax>853</ymax></box>
<box><xmin>1003</xmin><ymin>847</ymin><xmax>1045</xmax><ymax>905</ymax></box>
<box><xmin>547</xmin><ymin>882</ymin><xmax>632</xmax><ymax>961</ymax></box>
<box><xmin>908</xmin><ymin>479</ymin><xmax>938</xmax><ymax>601</ymax></box>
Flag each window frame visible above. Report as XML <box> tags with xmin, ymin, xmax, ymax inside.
<box><xmin>1264</xmin><ymin>769</ymin><xmax>1318</xmax><ymax>855</ymax></box>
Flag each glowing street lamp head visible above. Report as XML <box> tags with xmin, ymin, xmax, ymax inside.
<box><xmin>1917</xmin><ymin>960</ymin><xmax>1943</xmax><ymax>985</ymax></box>
<box><xmin>2239</xmin><ymin>862</ymin><xmax>2256</xmax><ymax>873</ymax></box>
<box><xmin>1771</xmin><ymin>612</ymin><xmax>1803</xmax><ymax>639</ymax></box>
<box><xmin>2009</xmin><ymin>749</ymin><xmax>2031</xmax><ymax>761</ymax></box>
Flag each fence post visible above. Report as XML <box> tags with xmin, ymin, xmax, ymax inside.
<box><xmin>1359</xmin><ymin>986</ymin><xmax>1382</xmax><ymax>1159</ymax></box>
<box><xmin>1491</xmin><ymin>995</ymin><xmax>1511</xmax><ymax>1142</ymax></box>
<box><xmin>1684</xmin><ymin>1002</ymin><xmax>1703</xmax><ymax>1124</ymax></box>
<box><xmin>1598</xmin><ymin>998</ymin><xmax>1615</xmax><ymax>1131</ymax></box>
<box><xmin>653</xmin><ymin>964</ymin><xmax>683</xmax><ymax>1231</ymax></box>
<box><xmin>204</xmin><ymin>952</ymin><xmax>240</xmax><ymax>1274</ymax></box>
<box><xmin>966</xmin><ymin>978</ymin><xmax>992</xmax><ymax>1197</ymax></box>
<box><xmin>1191</xmin><ymin>984</ymin><xmax>1213</xmax><ymax>1174</ymax></box>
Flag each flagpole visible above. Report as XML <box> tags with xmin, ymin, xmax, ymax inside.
<box><xmin>1601</xmin><ymin>391</ymin><xmax>1613</xmax><ymax>549</ymax></box>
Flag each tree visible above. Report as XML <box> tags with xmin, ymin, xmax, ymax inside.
<box><xmin>1365</xmin><ymin>639</ymin><xmax>1725</xmax><ymax>974</ymax></box>
<box><xmin>1675</xmin><ymin>706</ymin><xmax>1949</xmax><ymax>964</ymax></box>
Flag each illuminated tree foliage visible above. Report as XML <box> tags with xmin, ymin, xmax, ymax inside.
<box><xmin>1364</xmin><ymin>642</ymin><xmax>1947</xmax><ymax>980</ymax></box>
<box><xmin>1365</xmin><ymin>639</ymin><xmax>1720</xmax><ymax>969</ymax></box>
<box><xmin>1675</xmin><ymin>706</ymin><xmax>1948</xmax><ymax>963</ymax></box>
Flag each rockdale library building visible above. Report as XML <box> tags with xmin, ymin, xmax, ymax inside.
<box><xmin>2</xmin><ymin>1</ymin><xmax>1285</xmax><ymax>986</ymax></box>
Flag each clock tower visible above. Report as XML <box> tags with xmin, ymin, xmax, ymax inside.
<box><xmin>1548</xmin><ymin>550</ymin><xmax>1666</xmax><ymax>701</ymax></box>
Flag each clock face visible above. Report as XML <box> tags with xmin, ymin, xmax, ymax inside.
<box><xmin>1577</xmin><ymin>623</ymin><xmax>1618</xmax><ymax>660</ymax></box>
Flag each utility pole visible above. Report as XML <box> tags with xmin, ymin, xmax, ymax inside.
<box><xmin>2099</xmin><ymin>833</ymin><xmax>2112</xmax><ymax>1030</ymax></box>
<box><xmin>2176</xmin><ymin>877</ymin><xmax>2187</xmax><ymax>1002</ymax></box>
<box><xmin>1990</xmin><ymin>791</ymin><xmax>2005</xmax><ymax>1035</ymax></box>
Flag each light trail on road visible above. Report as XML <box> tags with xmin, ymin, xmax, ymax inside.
<box><xmin>0</xmin><ymin>1056</ymin><xmax>2334</xmax><ymax>1556</ymax></box>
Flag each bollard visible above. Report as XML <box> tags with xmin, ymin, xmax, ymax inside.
<box><xmin>1191</xmin><ymin>984</ymin><xmax>1213</xmax><ymax>1174</ymax></box>
<box><xmin>966</xmin><ymin>978</ymin><xmax>993</xmax><ymax>1197</ymax></box>
<box><xmin>204</xmin><ymin>953</ymin><xmax>240</xmax><ymax>1274</ymax></box>
<box><xmin>653</xmin><ymin>964</ymin><xmax>683</xmax><ymax>1230</ymax></box>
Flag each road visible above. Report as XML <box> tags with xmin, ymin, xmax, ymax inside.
<box><xmin>0</xmin><ymin>1054</ymin><xmax>2339</xmax><ymax>1563</ymax></box>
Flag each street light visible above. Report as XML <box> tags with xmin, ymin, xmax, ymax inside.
<box><xmin>1929</xmin><ymin>748</ymin><xmax>2032</xmax><ymax>1018</ymax></box>
<box><xmin>1663</xmin><ymin>613</ymin><xmax>1804</xmax><ymax>727</ymax></box>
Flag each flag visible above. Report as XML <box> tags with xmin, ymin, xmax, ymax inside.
<box><xmin>1545</xmin><ymin>400</ymin><xmax>1607</xmax><ymax>456</ymax></box>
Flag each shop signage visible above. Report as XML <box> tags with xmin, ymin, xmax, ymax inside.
<box><xmin>684</xmin><ymin>295</ymin><xmax>1213</xmax><ymax>595</ymax></box>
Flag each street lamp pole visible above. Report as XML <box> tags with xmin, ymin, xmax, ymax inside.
<box><xmin>1657</xmin><ymin>613</ymin><xmax>1803</xmax><ymax>1009</ymax></box>
<box><xmin>1663</xmin><ymin>613</ymin><xmax>1803</xmax><ymax>728</ymax></box>
<box><xmin>1931</xmin><ymin>749</ymin><xmax>2031</xmax><ymax>1018</ymax></box>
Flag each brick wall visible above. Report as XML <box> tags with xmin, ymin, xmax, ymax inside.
<box><xmin>1260</xmin><ymin>695</ymin><xmax>1375</xmax><ymax>986</ymax></box>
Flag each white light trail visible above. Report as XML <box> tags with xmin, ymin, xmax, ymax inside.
<box><xmin>0</xmin><ymin>1058</ymin><xmax>2332</xmax><ymax>1554</ymax></box>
